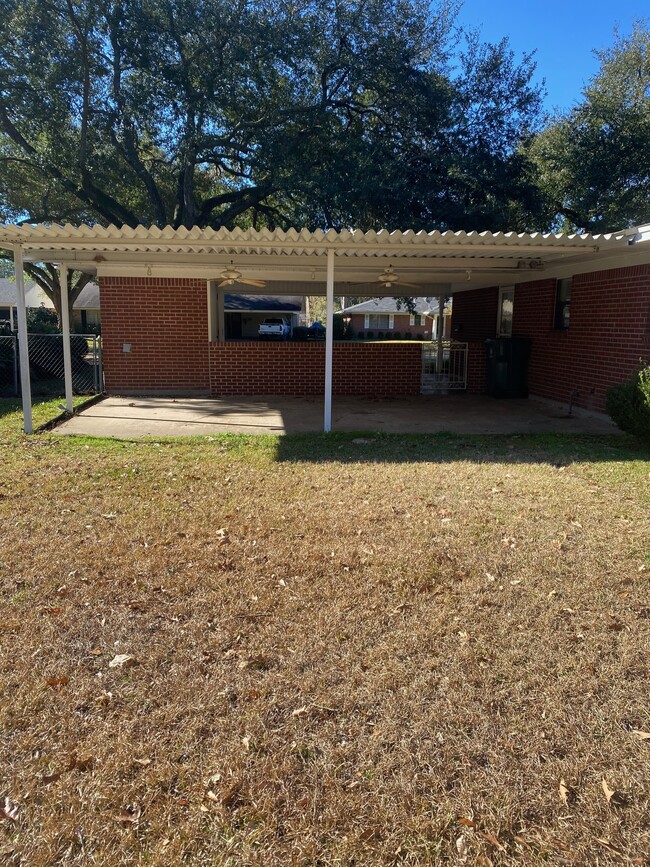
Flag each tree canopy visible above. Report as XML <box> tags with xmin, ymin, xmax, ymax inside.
<box><xmin>529</xmin><ymin>21</ymin><xmax>650</xmax><ymax>232</ymax></box>
<box><xmin>0</xmin><ymin>0</ymin><xmax>546</xmax><ymax>238</ymax></box>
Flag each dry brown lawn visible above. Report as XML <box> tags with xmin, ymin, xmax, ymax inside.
<box><xmin>1</xmin><ymin>422</ymin><xmax>649</xmax><ymax>865</ymax></box>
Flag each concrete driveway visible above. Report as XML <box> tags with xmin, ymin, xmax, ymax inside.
<box><xmin>54</xmin><ymin>395</ymin><xmax>619</xmax><ymax>437</ymax></box>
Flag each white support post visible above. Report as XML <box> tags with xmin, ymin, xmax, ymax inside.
<box><xmin>60</xmin><ymin>263</ymin><xmax>74</xmax><ymax>412</ymax></box>
<box><xmin>324</xmin><ymin>249</ymin><xmax>335</xmax><ymax>432</ymax></box>
<box><xmin>14</xmin><ymin>247</ymin><xmax>33</xmax><ymax>434</ymax></box>
<box><xmin>9</xmin><ymin>305</ymin><xmax>15</xmax><ymax>332</ymax></box>
<box><xmin>216</xmin><ymin>289</ymin><xmax>225</xmax><ymax>341</ymax></box>
<box><xmin>436</xmin><ymin>292</ymin><xmax>445</xmax><ymax>378</ymax></box>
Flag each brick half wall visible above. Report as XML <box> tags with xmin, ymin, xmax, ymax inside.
<box><xmin>100</xmin><ymin>277</ymin><xmax>210</xmax><ymax>393</ymax></box>
<box><xmin>209</xmin><ymin>342</ymin><xmax>423</xmax><ymax>396</ymax></box>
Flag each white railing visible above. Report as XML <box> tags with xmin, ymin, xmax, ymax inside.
<box><xmin>421</xmin><ymin>340</ymin><xmax>468</xmax><ymax>393</ymax></box>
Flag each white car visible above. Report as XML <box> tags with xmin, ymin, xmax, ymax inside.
<box><xmin>258</xmin><ymin>317</ymin><xmax>291</xmax><ymax>340</ymax></box>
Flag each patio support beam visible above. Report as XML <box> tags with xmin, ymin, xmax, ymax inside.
<box><xmin>13</xmin><ymin>245</ymin><xmax>33</xmax><ymax>434</ymax></box>
<box><xmin>324</xmin><ymin>248</ymin><xmax>334</xmax><ymax>433</ymax></box>
<box><xmin>60</xmin><ymin>263</ymin><xmax>74</xmax><ymax>413</ymax></box>
<box><xmin>436</xmin><ymin>292</ymin><xmax>445</xmax><ymax>382</ymax></box>
<box><xmin>216</xmin><ymin>289</ymin><xmax>225</xmax><ymax>341</ymax></box>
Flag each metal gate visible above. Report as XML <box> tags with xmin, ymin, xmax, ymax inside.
<box><xmin>421</xmin><ymin>341</ymin><xmax>468</xmax><ymax>393</ymax></box>
<box><xmin>0</xmin><ymin>333</ymin><xmax>103</xmax><ymax>397</ymax></box>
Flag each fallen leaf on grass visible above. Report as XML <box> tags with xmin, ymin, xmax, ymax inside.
<box><xmin>631</xmin><ymin>729</ymin><xmax>650</xmax><ymax>741</ymax></box>
<box><xmin>109</xmin><ymin>654</ymin><xmax>138</xmax><ymax>669</ymax></box>
<box><xmin>292</xmin><ymin>705</ymin><xmax>309</xmax><ymax>718</ymax></box>
<box><xmin>41</xmin><ymin>770</ymin><xmax>62</xmax><ymax>784</ymax></box>
<box><xmin>457</xmin><ymin>817</ymin><xmax>476</xmax><ymax>828</ymax></box>
<box><xmin>221</xmin><ymin>783</ymin><xmax>243</xmax><ymax>809</ymax></box>
<box><xmin>133</xmin><ymin>758</ymin><xmax>151</xmax><ymax>767</ymax></box>
<box><xmin>602</xmin><ymin>779</ymin><xmax>615</xmax><ymax>802</ymax></box>
<box><xmin>114</xmin><ymin>805</ymin><xmax>141</xmax><ymax>824</ymax></box>
<box><xmin>46</xmin><ymin>676</ymin><xmax>69</xmax><ymax>688</ymax></box>
<box><xmin>1</xmin><ymin>798</ymin><xmax>19</xmax><ymax>823</ymax></box>
<box><xmin>479</xmin><ymin>830</ymin><xmax>505</xmax><ymax>852</ymax></box>
<box><xmin>559</xmin><ymin>778</ymin><xmax>575</xmax><ymax>805</ymax></box>
<box><xmin>596</xmin><ymin>838</ymin><xmax>624</xmax><ymax>856</ymax></box>
<box><xmin>601</xmin><ymin>779</ymin><xmax>626</xmax><ymax>806</ymax></box>
<box><xmin>456</xmin><ymin>834</ymin><xmax>468</xmax><ymax>859</ymax></box>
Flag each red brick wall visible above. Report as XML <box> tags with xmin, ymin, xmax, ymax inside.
<box><xmin>513</xmin><ymin>267</ymin><xmax>650</xmax><ymax>411</ymax></box>
<box><xmin>209</xmin><ymin>342</ymin><xmax>422</xmax><ymax>396</ymax></box>
<box><xmin>450</xmin><ymin>266</ymin><xmax>650</xmax><ymax>411</ymax></box>
<box><xmin>467</xmin><ymin>341</ymin><xmax>487</xmax><ymax>394</ymax></box>
<box><xmin>100</xmin><ymin>277</ymin><xmax>210</xmax><ymax>393</ymax></box>
<box><xmin>450</xmin><ymin>286</ymin><xmax>499</xmax><ymax>341</ymax></box>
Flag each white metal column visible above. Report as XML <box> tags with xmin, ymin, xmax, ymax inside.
<box><xmin>60</xmin><ymin>263</ymin><xmax>74</xmax><ymax>412</ymax></box>
<box><xmin>324</xmin><ymin>249</ymin><xmax>335</xmax><ymax>432</ymax></box>
<box><xmin>436</xmin><ymin>292</ymin><xmax>445</xmax><ymax>377</ymax></box>
<box><xmin>216</xmin><ymin>289</ymin><xmax>225</xmax><ymax>341</ymax></box>
<box><xmin>14</xmin><ymin>246</ymin><xmax>32</xmax><ymax>433</ymax></box>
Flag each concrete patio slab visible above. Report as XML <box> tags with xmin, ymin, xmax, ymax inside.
<box><xmin>54</xmin><ymin>394</ymin><xmax>620</xmax><ymax>437</ymax></box>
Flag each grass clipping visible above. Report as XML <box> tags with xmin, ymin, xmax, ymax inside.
<box><xmin>0</xmin><ymin>431</ymin><xmax>649</xmax><ymax>865</ymax></box>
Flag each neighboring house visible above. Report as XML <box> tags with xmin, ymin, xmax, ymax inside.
<box><xmin>340</xmin><ymin>297</ymin><xmax>451</xmax><ymax>339</ymax></box>
<box><xmin>224</xmin><ymin>295</ymin><xmax>303</xmax><ymax>339</ymax></box>
<box><xmin>0</xmin><ymin>278</ymin><xmax>101</xmax><ymax>331</ymax></box>
<box><xmin>73</xmin><ymin>282</ymin><xmax>101</xmax><ymax>332</ymax></box>
<box><xmin>0</xmin><ymin>279</ymin><xmax>53</xmax><ymax>329</ymax></box>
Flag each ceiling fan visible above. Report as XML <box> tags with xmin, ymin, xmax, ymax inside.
<box><xmin>352</xmin><ymin>265</ymin><xmax>423</xmax><ymax>291</ymax></box>
<box><xmin>217</xmin><ymin>261</ymin><xmax>266</xmax><ymax>289</ymax></box>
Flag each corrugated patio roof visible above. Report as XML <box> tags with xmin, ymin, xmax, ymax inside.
<box><xmin>1</xmin><ymin>222</ymin><xmax>649</xmax><ymax>293</ymax></box>
<box><xmin>0</xmin><ymin>222</ymin><xmax>638</xmax><ymax>257</ymax></box>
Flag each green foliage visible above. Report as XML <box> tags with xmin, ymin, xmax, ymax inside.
<box><xmin>332</xmin><ymin>316</ymin><xmax>346</xmax><ymax>339</ymax></box>
<box><xmin>26</xmin><ymin>305</ymin><xmax>58</xmax><ymax>333</ymax></box>
<box><xmin>366</xmin><ymin>331</ymin><xmax>375</xmax><ymax>340</ymax></box>
<box><xmin>529</xmin><ymin>22</ymin><xmax>650</xmax><ymax>231</ymax></box>
<box><xmin>606</xmin><ymin>365</ymin><xmax>650</xmax><ymax>442</ymax></box>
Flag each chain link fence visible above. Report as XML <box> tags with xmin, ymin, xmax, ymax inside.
<box><xmin>0</xmin><ymin>333</ymin><xmax>103</xmax><ymax>397</ymax></box>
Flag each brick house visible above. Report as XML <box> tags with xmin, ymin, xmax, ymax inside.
<box><xmin>451</xmin><ymin>266</ymin><xmax>650</xmax><ymax>412</ymax></box>
<box><xmin>340</xmin><ymin>297</ymin><xmax>452</xmax><ymax>340</ymax></box>
<box><xmin>2</xmin><ymin>222</ymin><xmax>649</xmax><ymax>432</ymax></box>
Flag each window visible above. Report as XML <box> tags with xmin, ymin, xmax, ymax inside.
<box><xmin>497</xmin><ymin>286</ymin><xmax>514</xmax><ymax>337</ymax></box>
<box><xmin>554</xmin><ymin>278</ymin><xmax>572</xmax><ymax>329</ymax></box>
<box><xmin>364</xmin><ymin>314</ymin><xmax>393</xmax><ymax>330</ymax></box>
<box><xmin>409</xmin><ymin>313</ymin><xmax>425</xmax><ymax>326</ymax></box>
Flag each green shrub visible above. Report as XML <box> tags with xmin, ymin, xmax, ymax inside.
<box><xmin>26</xmin><ymin>305</ymin><xmax>59</xmax><ymax>333</ymax></box>
<box><xmin>606</xmin><ymin>365</ymin><xmax>650</xmax><ymax>443</ymax></box>
<box><xmin>393</xmin><ymin>331</ymin><xmax>401</xmax><ymax>339</ymax></box>
<box><xmin>366</xmin><ymin>331</ymin><xmax>374</xmax><ymax>339</ymax></box>
<box><xmin>405</xmin><ymin>331</ymin><xmax>413</xmax><ymax>339</ymax></box>
<box><xmin>377</xmin><ymin>331</ymin><xmax>384</xmax><ymax>339</ymax></box>
<box><xmin>291</xmin><ymin>326</ymin><xmax>309</xmax><ymax>341</ymax></box>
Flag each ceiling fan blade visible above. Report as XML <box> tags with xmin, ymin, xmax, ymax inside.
<box><xmin>397</xmin><ymin>281</ymin><xmax>424</xmax><ymax>290</ymax></box>
<box><xmin>217</xmin><ymin>279</ymin><xmax>231</xmax><ymax>288</ymax></box>
<box><xmin>239</xmin><ymin>278</ymin><xmax>266</xmax><ymax>287</ymax></box>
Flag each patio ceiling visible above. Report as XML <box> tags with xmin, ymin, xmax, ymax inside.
<box><xmin>2</xmin><ymin>223</ymin><xmax>649</xmax><ymax>293</ymax></box>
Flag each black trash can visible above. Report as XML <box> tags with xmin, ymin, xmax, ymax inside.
<box><xmin>485</xmin><ymin>337</ymin><xmax>532</xmax><ymax>398</ymax></box>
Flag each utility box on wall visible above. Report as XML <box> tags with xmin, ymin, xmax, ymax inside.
<box><xmin>485</xmin><ymin>337</ymin><xmax>532</xmax><ymax>398</ymax></box>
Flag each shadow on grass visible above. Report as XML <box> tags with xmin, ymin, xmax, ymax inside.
<box><xmin>273</xmin><ymin>431</ymin><xmax>650</xmax><ymax>466</ymax></box>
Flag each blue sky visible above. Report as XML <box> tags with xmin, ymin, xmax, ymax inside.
<box><xmin>454</xmin><ymin>1</ymin><xmax>648</xmax><ymax>114</ymax></box>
